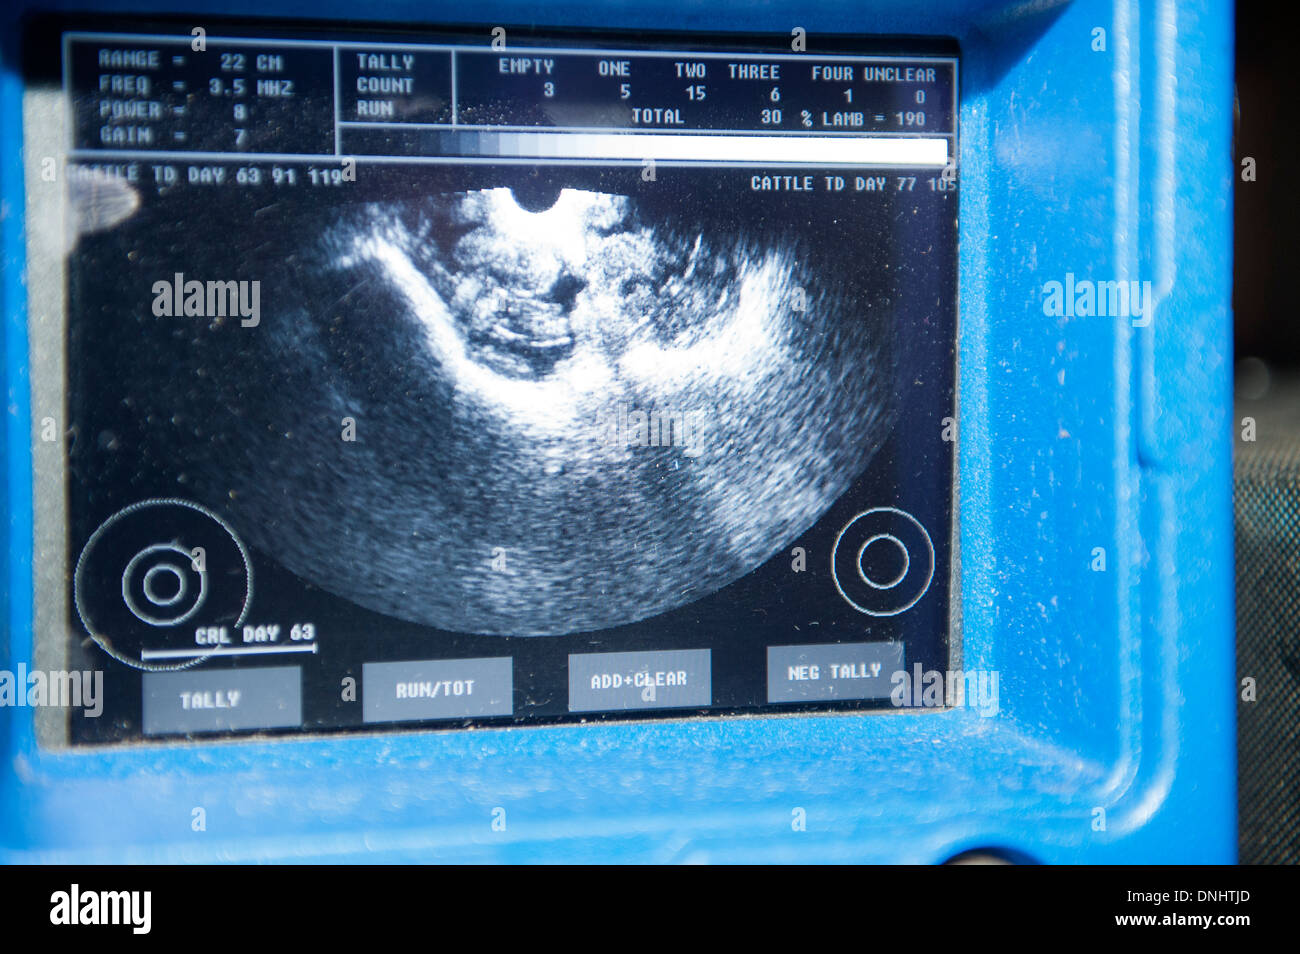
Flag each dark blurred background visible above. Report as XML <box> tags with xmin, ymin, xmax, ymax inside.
<box><xmin>1234</xmin><ymin>1</ymin><xmax>1300</xmax><ymax>866</ymax></box>
<box><xmin>1234</xmin><ymin>4</ymin><xmax>1297</xmax><ymax>379</ymax></box>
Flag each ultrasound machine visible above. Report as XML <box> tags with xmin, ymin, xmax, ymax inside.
<box><xmin>0</xmin><ymin>0</ymin><xmax>1236</xmax><ymax>864</ymax></box>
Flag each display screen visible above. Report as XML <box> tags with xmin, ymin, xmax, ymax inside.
<box><xmin>24</xmin><ymin>18</ymin><xmax>958</xmax><ymax>744</ymax></box>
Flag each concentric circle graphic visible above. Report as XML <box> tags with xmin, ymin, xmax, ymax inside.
<box><xmin>122</xmin><ymin>544</ymin><xmax>206</xmax><ymax>626</ymax></box>
<box><xmin>856</xmin><ymin>533</ymin><xmax>910</xmax><ymax>589</ymax></box>
<box><xmin>832</xmin><ymin>507</ymin><xmax>934</xmax><ymax>616</ymax></box>
<box><xmin>74</xmin><ymin>498</ymin><xmax>254</xmax><ymax>671</ymax></box>
<box><xmin>142</xmin><ymin>562</ymin><xmax>187</xmax><ymax>608</ymax></box>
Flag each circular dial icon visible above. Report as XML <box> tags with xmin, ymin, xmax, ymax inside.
<box><xmin>74</xmin><ymin>498</ymin><xmax>254</xmax><ymax>670</ymax></box>
<box><xmin>831</xmin><ymin>507</ymin><xmax>935</xmax><ymax>617</ymax></box>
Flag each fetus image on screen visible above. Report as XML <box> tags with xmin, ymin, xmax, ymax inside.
<box><xmin>84</xmin><ymin>184</ymin><xmax>896</xmax><ymax>636</ymax></box>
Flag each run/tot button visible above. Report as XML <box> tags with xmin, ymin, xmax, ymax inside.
<box><xmin>362</xmin><ymin>657</ymin><xmax>513</xmax><ymax>723</ymax></box>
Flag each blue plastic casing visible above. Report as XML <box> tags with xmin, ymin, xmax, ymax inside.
<box><xmin>0</xmin><ymin>0</ymin><xmax>1235</xmax><ymax>862</ymax></box>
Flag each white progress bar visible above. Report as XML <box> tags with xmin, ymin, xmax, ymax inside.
<box><xmin>479</xmin><ymin>132</ymin><xmax>949</xmax><ymax>166</ymax></box>
<box><xmin>140</xmin><ymin>643</ymin><xmax>320</xmax><ymax>661</ymax></box>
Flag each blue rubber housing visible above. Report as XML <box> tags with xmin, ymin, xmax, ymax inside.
<box><xmin>0</xmin><ymin>0</ymin><xmax>1235</xmax><ymax>862</ymax></box>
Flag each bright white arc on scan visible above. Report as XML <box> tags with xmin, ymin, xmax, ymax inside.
<box><xmin>343</xmin><ymin>188</ymin><xmax>788</xmax><ymax>439</ymax></box>
<box><xmin>619</xmin><ymin>258</ymin><xmax>784</xmax><ymax>386</ymax></box>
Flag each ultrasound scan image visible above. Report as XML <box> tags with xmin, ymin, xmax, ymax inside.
<box><xmin>239</xmin><ymin>186</ymin><xmax>888</xmax><ymax>635</ymax></box>
<box><xmin>69</xmin><ymin>172</ymin><xmax>897</xmax><ymax>631</ymax></box>
<box><xmin>60</xmin><ymin>154</ymin><xmax>954</xmax><ymax>738</ymax></box>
